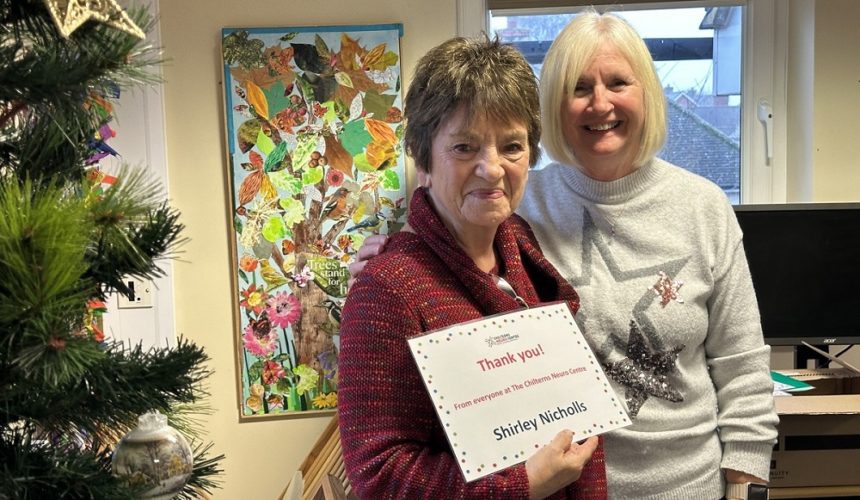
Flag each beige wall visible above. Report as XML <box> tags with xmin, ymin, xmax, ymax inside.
<box><xmin>812</xmin><ymin>0</ymin><xmax>860</xmax><ymax>201</ymax></box>
<box><xmin>158</xmin><ymin>1</ymin><xmax>456</xmax><ymax>497</ymax></box>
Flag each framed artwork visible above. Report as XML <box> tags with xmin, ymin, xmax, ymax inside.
<box><xmin>221</xmin><ymin>24</ymin><xmax>407</xmax><ymax>419</ymax></box>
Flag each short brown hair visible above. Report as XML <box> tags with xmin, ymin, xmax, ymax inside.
<box><xmin>404</xmin><ymin>36</ymin><xmax>541</xmax><ymax>171</ymax></box>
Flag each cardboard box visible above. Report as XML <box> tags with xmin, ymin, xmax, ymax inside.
<box><xmin>776</xmin><ymin>368</ymin><xmax>860</xmax><ymax>396</ymax></box>
<box><xmin>770</xmin><ymin>368</ymin><xmax>860</xmax><ymax>488</ymax></box>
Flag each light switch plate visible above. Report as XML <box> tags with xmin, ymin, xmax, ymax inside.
<box><xmin>116</xmin><ymin>277</ymin><xmax>153</xmax><ymax>309</ymax></box>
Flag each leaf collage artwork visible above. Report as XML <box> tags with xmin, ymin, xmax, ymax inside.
<box><xmin>221</xmin><ymin>24</ymin><xmax>406</xmax><ymax>418</ymax></box>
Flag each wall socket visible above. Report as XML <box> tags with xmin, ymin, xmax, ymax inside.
<box><xmin>116</xmin><ymin>277</ymin><xmax>153</xmax><ymax>309</ymax></box>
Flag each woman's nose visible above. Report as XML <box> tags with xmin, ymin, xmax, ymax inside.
<box><xmin>589</xmin><ymin>85</ymin><xmax>613</xmax><ymax>113</ymax></box>
<box><xmin>475</xmin><ymin>147</ymin><xmax>504</xmax><ymax>180</ymax></box>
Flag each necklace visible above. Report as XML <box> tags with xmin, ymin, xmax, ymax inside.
<box><xmin>488</xmin><ymin>262</ymin><xmax>528</xmax><ymax>308</ymax></box>
<box><xmin>493</xmin><ymin>275</ymin><xmax>529</xmax><ymax>308</ymax></box>
<box><xmin>603</xmin><ymin>188</ymin><xmax>635</xmax><ymax>246</ymax></box>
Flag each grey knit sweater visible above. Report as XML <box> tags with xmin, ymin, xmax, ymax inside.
<box><xmin>517</xmin><ymin>158</ymin><xmax>778</xmax><ymax>500</ymax></box>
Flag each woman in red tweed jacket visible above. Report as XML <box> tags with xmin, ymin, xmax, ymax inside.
<box><xmin>338</xmin><ymin>36</ymin><xmax>606</xmax><ymax>500</ymax></box>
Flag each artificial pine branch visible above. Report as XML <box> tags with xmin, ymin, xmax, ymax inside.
<box><xmin>2</xmin><ymin>339</ymin><xmax>212</xmax><ymax>437</ymax></box>
<box><xmin>1</xmin><ymin>106</ymin><xmax>95</xmax><ymax>182</ymax></box>
<box><xmin>1</xmin><ymin>1</ymin><xmax>161</xmax><ymax>184</ymax></box>
<box><xmin>85</xmin><ymin>167</ymin><xmax>187</xmax><ymax>299</ymax></box>
<box><xmin>0</xmin><ymin>430</ymin><xmax>144</xmax><ymax>500</ymax></box>
<box><xmin>0</xmin><ymin>179</ymin><xmax>94</xmax><ymax>386</ymax></box>
<box><xmin>0</xmin><ymin>0</ymin><xmax>223</xmax><ymax>495</ymax></box>
<box><xmin>0</xmin><ymin>341</ymin><xmax>222</xmax><ymax>498</ymax></box>
<box><xmin>181</xmin><ymin>442</ymin><xmax>227</xmax><ymax>499</ymax></box>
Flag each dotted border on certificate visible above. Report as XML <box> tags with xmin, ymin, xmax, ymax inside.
<box><xmin>410</xmin><ymin>304</ymin><xmax>631</xmax><ymax>479</ymax></box>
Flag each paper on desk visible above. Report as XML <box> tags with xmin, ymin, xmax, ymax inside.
<box><xmin>771</xmin><ymin>371</ymin><xmax>813</xmax><ymax>396</ymax></box>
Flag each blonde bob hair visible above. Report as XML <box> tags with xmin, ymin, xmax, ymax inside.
<box><xmin>540</xmin><ymin>9</ymin><xmax>667</xmax><ymax>169</ymax></box>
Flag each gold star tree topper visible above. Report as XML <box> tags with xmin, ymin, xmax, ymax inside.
<box><xmin>43</xmin><ymin>0</ymin><xmax>145</xmax><ymax>39</ymax></box>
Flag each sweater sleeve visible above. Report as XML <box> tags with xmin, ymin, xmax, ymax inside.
<box><xmin>338</xmin><ymin>272</ymin><xmax>532</xmax><ymax>499</ymax></box>
<box><xmin>704</xmin><ymin>208</ymin><xmax>779</xmax><ymax>481</ymax></box>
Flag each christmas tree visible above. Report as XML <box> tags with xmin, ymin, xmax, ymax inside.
<box><xmin>0</xmin><ymin>0</ymin><xmax>222</xmax><ymax>497</ymax></box>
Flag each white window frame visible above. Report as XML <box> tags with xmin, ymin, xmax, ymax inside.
<box><xmin>457</xmin><ymin>0</ymin><xmax>788</xmax><ymax>204</ymax></box>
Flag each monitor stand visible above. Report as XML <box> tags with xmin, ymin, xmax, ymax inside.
<box><xmin>794</xmin><ymin>344</ymin><xmax>831</xmax><ymax>369</ymax></box>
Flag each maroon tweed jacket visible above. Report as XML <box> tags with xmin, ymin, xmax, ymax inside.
<box><xmin>339</xmin><ymin>188</ymin><xmax>607</xmax><ymax>499</ymax></box>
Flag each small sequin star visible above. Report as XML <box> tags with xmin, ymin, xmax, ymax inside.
<box><xmin>604</xmin><ymin>320</ymin><xmax>684</xmax><ymax>418</ymax></box>
<box><xmin>650</xmin><ymin>271</ymin><xmax>684</xmax><ymax>307</ymax></box>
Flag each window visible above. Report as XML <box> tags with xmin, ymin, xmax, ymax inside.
<box><xmin>457</xmin><ymin>0</ymin><xmax>786</xmax><ymax>204</ymax></box>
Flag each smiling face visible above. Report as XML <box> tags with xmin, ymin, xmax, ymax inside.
<box><xmin>560</xmin><ymin>44</ymin><xmax>646</xmax><ymax>180</ymax></box>
<box><xmin>423</xmin><ymin>106</ymin><xmax>530</xmax><ymax>245</ymax></box>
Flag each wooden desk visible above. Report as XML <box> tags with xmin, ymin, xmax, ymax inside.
<box><xmin>771</xmin><ymin>485</ymin><xmax>860</xmax><ymax>498</ymax></box>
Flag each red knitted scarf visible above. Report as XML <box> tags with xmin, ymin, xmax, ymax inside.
<box><xmin>407</xmin><ymin>187</ymin><xmax>607</xmax><ymax>500</ymax></box>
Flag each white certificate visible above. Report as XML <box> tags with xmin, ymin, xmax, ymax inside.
<box><xmin>407</xmin><ymin>302</ymin><xmax>630</xmax><ymax>482</ymax></box>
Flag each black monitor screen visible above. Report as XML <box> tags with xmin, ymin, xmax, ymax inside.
<box><xmin>733</xmin><ymin>203</ymin><xmax>860</xmax><ymax>346</ymax></box>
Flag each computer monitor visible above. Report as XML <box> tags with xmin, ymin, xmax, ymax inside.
<box><xmin>733</xmin><ymin>203</ymin><xmax>860</xmax><ymax>350</ymax></box>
